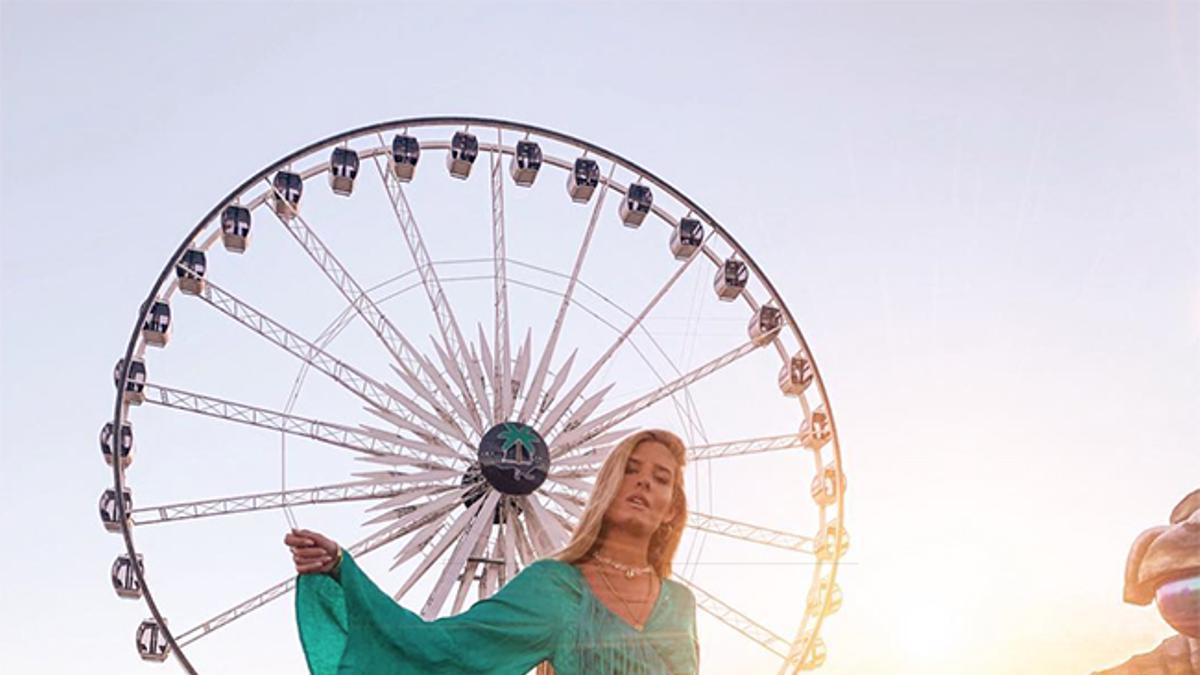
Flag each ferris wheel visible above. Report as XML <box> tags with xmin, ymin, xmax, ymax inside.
<box><xmin>102</xmin><ymin>117</ymin><xmax>848</xmax><ymax>673</ymax></box>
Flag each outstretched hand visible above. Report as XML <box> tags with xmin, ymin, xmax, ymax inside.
<box><xmin>284</xmin><ymin>528</ymin><xmax>340</xmax><ymax>575</ymax></box>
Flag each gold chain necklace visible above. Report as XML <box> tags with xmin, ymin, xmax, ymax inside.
<box><xmin>595</xmin><ymin>565</ymin><xmax>657</xmax><ymax>631</ymax></box>
<box><xmin>592</xmin><ymin>552</ymin><xmax>653</xmax><ymax>579</ymax></box>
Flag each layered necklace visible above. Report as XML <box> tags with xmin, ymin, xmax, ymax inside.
<box><xmin>591</xmin><ymin>553</ymin><xmax>658</xmax><ymax>631</ymax></box>
<box><xmin>591</xmin><ymin>552</ymin><xmax>654</xmax><ymax>579</ymax></box>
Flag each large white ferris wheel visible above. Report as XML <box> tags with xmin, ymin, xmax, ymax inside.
<box><xmin>102</xmin><ymin>117</ymin><xmax>848</xmax><ymax>673</ymax></box>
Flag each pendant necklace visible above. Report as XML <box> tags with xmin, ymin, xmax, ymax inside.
<box><xmin>596</xmin><ymin>565</ymin><xmax>657</xmax><ymax>631</ymax></box>
<box><xmin>592</xmin><ymin>552</ymin><xmax>653</xmax><ymax>579</ymax></box>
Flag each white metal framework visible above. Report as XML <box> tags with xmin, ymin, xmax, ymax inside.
<box><xmin>104</xmin><ymin>117</ymin><xmax>846</xmax><ymax>674</ymax></box>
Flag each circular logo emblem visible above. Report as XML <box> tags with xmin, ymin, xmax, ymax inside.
<box><xmin>477</xmin><ymin>422</ymin><xmax>550</xmax><ymax>495</ymax></box>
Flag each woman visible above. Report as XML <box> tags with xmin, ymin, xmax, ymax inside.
<box><xmin>286</xmin><ymin>429</ymin><xmax>699</xmax><ymax>674</ymax></box>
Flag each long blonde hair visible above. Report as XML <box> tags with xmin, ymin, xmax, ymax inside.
<box><xmin>551</xmin><ymin>428</ymin><xmax>688</xmax><ymax>578</ymax></box>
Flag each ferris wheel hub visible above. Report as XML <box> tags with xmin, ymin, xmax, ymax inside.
<box><xmin>476</xmin><ymin>422</ymin><xmax>550</xmax><ymax>495</ymax></box>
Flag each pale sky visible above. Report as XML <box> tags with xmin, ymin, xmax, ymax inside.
<box><xmin>1</xmin><ymin>2</ymin><xmax>1197</xmax><ymax>674</ymax></box>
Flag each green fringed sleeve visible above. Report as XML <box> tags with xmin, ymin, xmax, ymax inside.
<box><xmin>296</xmin><ymin>553</ymin><xmax>562</xmax><ymax>674</ymax></box>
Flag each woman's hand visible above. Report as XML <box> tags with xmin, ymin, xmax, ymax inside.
<box><xmin>284</xmin><ymin>528</ymin><xmax>340</xmax><ymax>575</ymax></box>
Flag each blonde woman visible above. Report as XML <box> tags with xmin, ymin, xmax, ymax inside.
<box><xmin>286</xmin><ymin>429</ymin><xmax>699</xmax><ymax>674</ymax></box>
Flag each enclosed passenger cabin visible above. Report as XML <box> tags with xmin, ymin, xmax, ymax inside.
<box><xmin>748</xmin><ymin>305</ymin><xmax>783</xmax><ymax>346</ymax></box>
<box><xmin>670</xmin><ymin>218</ymin><xmax>704</xmax><ymax>260</ymax></box>
<box><xmin>806</xmin><ymin>577</ymin><xmax>843</xmax><ymax>615</ymax></box>
<box><xmin>800</xmin><ymin>406</ymin><xmax>832</xmax><ymax>451</ymax></box>
<box><xmin>510</xmin><ymin>140</ymin><xmax>542</xmax><ymax>187</ymax></box>
<box><xmin>221</xmin><ymin>205</ymin><xmax>252</xmax><ymax>253</ymax></box>
<box><xmin>714</xmin><ymin>259</ymin><xmax>748</xmax><ymax>301</ymax></box>
<box><xmin>778</xmin><ymin>351</ymin><xmax>814</xmax><ymax>397</ymax></box>
<box><xmin>271</xmin><ymin>170</ymin><xmax>303</xmax><ymax>220</ymax></box>
<box><xmin>175</xmin><ymin>248</ymin><xmax>207</xmax><ymax>295</ymax></box>
<box><xmin>114</xmin><ymin>357</ymin><xmax>147</xmax><ymax>406</ymax></box>
<box><xmin>99</xmin><ymin>487</ymin><xmax>132</xmax><ymax>532</ymax></box>
<box><xmin>619</xmin><ymin>184</ymin><xmax>653</xmax><ymax>228</ymax></box>
<box><xmin>136</xmin><ymin>619</ymin><xmax>170</xmax><ymax>662</ymax></box>
<box><xmin>446</xmin><ymin>131</ymin><xmax>479</xmax><ymax>180</ymax></box>
<box><xmin>329</xmin><ymin>147</ymin><xmax>360</xmax><ymax>196</ymax></box>
<box><xmin>390</xmin><ymin>134</ymin><xmax>421</xmax><ymax>182</ymax></box>
<box><xmin>567</xmin><ymin>158</ymin><xmax>600</xmax><ymax>203</ymax></box>
<box><xmin>810</xmin><ymin>465</ymin><xmax>844</xmax><ymax>508</ymax></box>
<box><xmin>141</xmin><ymin>300</ymin><xmax>171</xmax><ymax>347</ymax></box>
<box><xmin>111</xmin><ymin>553</ymin><xmax>144</xmax><ymax>599</ymax></box>
<box><xmin>100</xmin><ymin>421</ymin><xmax>134</xmax><ymax>468</ymax></box>
<box><xmin>815</xmin><ymin>522</ymin><xmax>849</xmax><ymax>562</ymax></box>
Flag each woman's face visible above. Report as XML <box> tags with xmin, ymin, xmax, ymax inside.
<box><xmin>603</xmin><ymin>439</ymin><xmax>678</xmax><ymax>536</ymax></box>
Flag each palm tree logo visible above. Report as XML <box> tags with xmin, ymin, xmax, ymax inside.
<box><xmin>497</xmin><ymin>423</ymin><xmax>539</xmax><ymax>465</ymax></box>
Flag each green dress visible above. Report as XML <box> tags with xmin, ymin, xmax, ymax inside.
<box><xmin>296</xmin><ymin>552</ymin><xmax>699</xmax><ymax>674</ymax></box>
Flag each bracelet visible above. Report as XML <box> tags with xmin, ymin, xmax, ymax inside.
<box><xmin>330</xmin><ymin>547</ymin><xmax>344</xmax><ymax>575</ymax></box>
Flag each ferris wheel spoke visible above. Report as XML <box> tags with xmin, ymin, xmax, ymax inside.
<box><xmin>372</xmin><ymin>383</ymin><xmax>473</xmax><ymax>449</ymax></box>
<box><xmin>142</xmin><ymin>382</ymin><xmax>456</xmax><ymax>468</ymax></box>
<box><xmin>357</xmin><ymin>423</ymin><xmax>467</xmax><ymax>463</ymax></box>
<box><xmin>488</xmin><ymin>135</ymin><xmax>515</xmax><ymax>423</ymax></box>
<box><xmin>551</xmin><ymin>440</ymin><xmax>620</xmax><ymax>471</ymax></box>
<box><xmin>673</xmin><ymin>576</ymin><xmax>792</xmax><ymax>659</ymax></box>
<box><xmin>687</xmin><ymin>512</ymin><xmax>816</xmax><ymax>554</ymax></box>
<box><xmin>518</xmin><ymin>162</ymin><xmax>616</xmax><ymax>425</ymax></box>
<box><xmin>450</xmin><ymin>516</ymin><xmax>494</xmax><ymax>614</ymax></box>
<box><xmin>545</xmin><ymin>382</ymin><xmax>615</xmax><ymax>440</ymax></box>
<box><xmin>174</xmin><ymin>514</ymin><xmax>425</xmax><ymax>648</ymax></box>
<box><xmin>194</xmin><ymin>279</ymin><xmax>462</xmax><ymax>451</ymax></box>
<box><xmin>365</xmin><ymin>482</ymin><xmax>461</xmax><ymax>515</ymax></box>
<box><xmin>421</xmin><ymin>490</ymin><xmax>501</xmax><ymax>618</ymax></box>
<box><xmin>372</xmin><ymin>150</ymin><xmax>489</xmax><ymax>429</ymax></box>
<box><xmin>365</xmin><ymin>485</ymin><xmax>469</xmax><ymax>539</ymax></box>
<box><xmin>430</xmin><ymin>338</ymin><xmax>488</xmax><ymax>431</ymax></box>
<box><xmin>687</xmin><ymin>434</ymin><xmax>806</xmax><ymax>462</ymax></box>
<box><xmin>394</xmin><ymin>493</ymin><xmax>489</xmax><ymax>601</ymax></box>
<box><xmin>542</xmin><ymin>489</ymin><xmax>586</xmax><ymax>520</ymax></box>
<box><xmin>533</xmin><ymin>228</ymin><xmax>713</xmax><ymax>432</ymax></box>
<box><xmin>129</xmin><ymin>480</ymin><xmax>430</xmax><ymax>526</ymax></box>
<box><xmin>550</xmin><ymin>339</ymin><xmax>764</xmax><ymax>457</ymax></box>
<box><xmin>264</xmin><ymin>180</ymin><xmax>470</xmax><ymax>440</ymax></box>
<box><xmin>392</xmin><ymin>360</ymin><xmax>482</xmax><ymax>439</ymax></box>
<box><xmin>502</xmin><ymin>501</ymin><xmax>522</xmax><ymax>577</ymax></box>
<box><xmin>522</xmin><ymin>494</ymin><xmax>570</xmax><ymax>554</ymax></box>
<box><xmin>507</xmin><ymin>329</ymin><xmax>534</xmax><ymax>417</ymax></box>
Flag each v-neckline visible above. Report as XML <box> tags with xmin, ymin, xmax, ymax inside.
<box><xmin>571</xmin><ymin>562</ymin><xmax>667</xmax><ymax>634</ymax></box>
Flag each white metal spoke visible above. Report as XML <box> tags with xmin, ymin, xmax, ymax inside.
<box><xmin>522</xmin><ymin>495</ymin><xmax>569</xmax><ymax>554</ymax></box>
<box><xmin>374</xmin><ymin>384</ymin><xmax>473</xmax><ymax>448</ymax></box>
<box><xmin>552</xmin><ymin>442</ymin><xmax>617</xmax><ymax>471</ymax></box>
<box><xmin>674</xmin><ymin>576</ymin><xmax>792</xmax><ymax>659</ymax></box>
<box><xmin>543</xmin><ymin>489</ymin><xmax>586</xmax><ymax>520</ymax></box>
<box><xmin>142</xmin><ymin>382</ymin><xmax>454</xmax><ymax>467</ymax></box>
<box><xmin>507</xmin><ymin>329</ymin><xmax>533</xmax><ymax>419</ymax></box>
<box><xmin>688</xmin><ymin>434</ymin><xmax>806</xmax><ymax>462</ymax></box>
<box><xmin>264</xmin><ymin>180</ymin><xmax>470</xmax><ymax>439</ymax></box>
<box><xmin>687</xmin><ymin>512</ymin><xmax>816</xmax><ymax>554</ymax></box>
<box><xmin>130</xmin><ymin>480</ymin><xmax>446</xmax><ymax>526</ymax></box>
<box><xmin>551</xmin><ymin>339</ymin><xmax>762</xmax><ymax>456</ymax></box>
<box><xmin>421</xmin><ymin>490</ymin><xmax>501</xmax><ymax>618</ymax></box>
<box><xmin>430</xmin><ymin>338</ymin><xmax>485</xmax><ymax>431</ymax></box>
<box><xmin>393</xmin><ymin>360</ymin><xmax>482</xmax><ymax>438</ymax></box>
<box><xmin>489</xmin><ymin>132</ymin><xmax>513</xmax><ymax>424</ymax></box>
<box><xmin>394</xmin><ymin>493</ymin><xmax>489</xmax><ymax>601</ymax></box>
<box><xmin>195</xmin><ymin>279</ymin><xmax>461</xmax><ymax>451</ymax></box>
<box><xmin>176</xmin><ymin>513</ymin><xmax>427</xmax><ymax>647</ymax></box>
<box><xmin>366</xmin><ymin>485</ymin><xmax>469</xmax><ymax>540</ymax></box>
<box><xmin>477</xmin><ymin>324</ymin><xmax>499</xmax><ymax>417</ymax></box>
<box><xmin>479</xmin><ymin>516</ymin><xmax>504</xmax><ymax>599</ymax></box>
<box><xmin>532</xmin><ymin>229</ymin><xmax>708</xmax><ymax>431</ymax></box>
<box><xmin>549</xmin><ymin>383</ymin><xmax>614</xmax><ymax>439</ymax></box>
<box><xmin>518</xmin><ymin>162</ymin><xmax>615</xmax><ymax>424</ymax></box>
<box><xmin>372</xmin><ymin>149</ymin><xmax>488</xmax><ymax>428</ymax></box>
<box><xmin>503</xmin><ymin>501</ymin><xmax>522</xmax><ymax>578</ymax></box>
<box><xmin>366</xmin><ymin>483</ymin><xmax>462</xmax><ymax>514</ymax></box>
<box><xmin>451</xmin><ymin>514</ymin><xmax>495</xmax><ymax>614</ymax></box>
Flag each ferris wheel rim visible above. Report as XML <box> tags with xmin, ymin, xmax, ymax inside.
<box><xmin>108</xmin><ymin>116</ymin><xmax>846</xmax><ymax>673</ymax></box>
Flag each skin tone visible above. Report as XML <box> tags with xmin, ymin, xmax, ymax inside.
<box><xmin>283</xmin><ymin>438</ymin><xmax>680</xmax><ymax>631</ymax></box>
